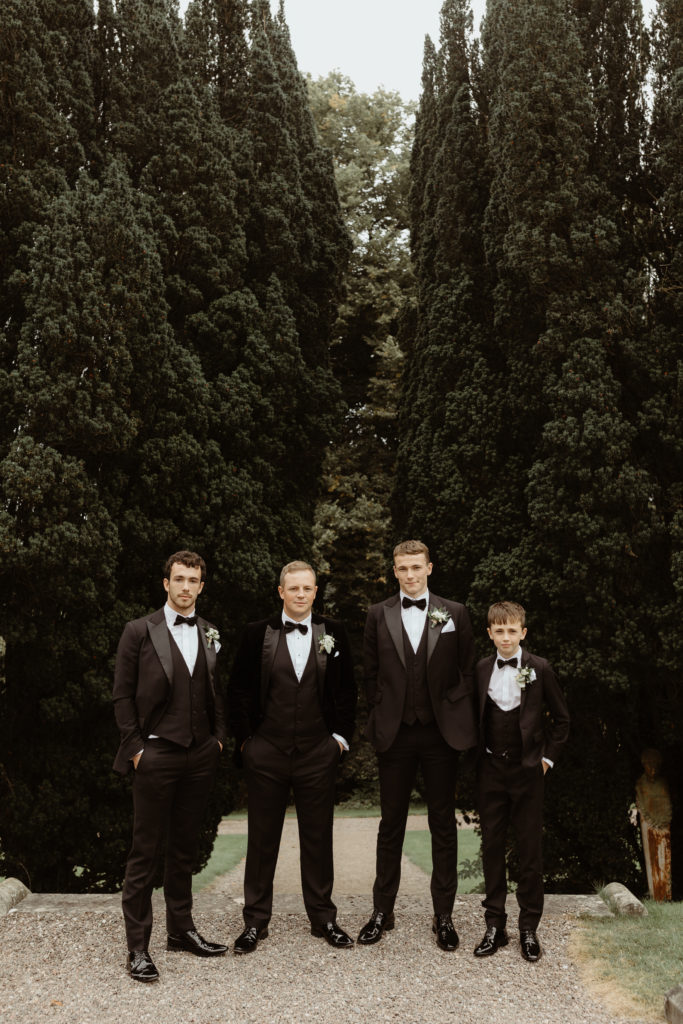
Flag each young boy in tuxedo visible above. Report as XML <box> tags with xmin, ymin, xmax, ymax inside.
<box><xmin>473</xmin><ymin>602</ymin><xmax>569</xmax><ymax>962</ymax></box>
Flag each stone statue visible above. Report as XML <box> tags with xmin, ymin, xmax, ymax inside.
<box><xmin>635</xmin><ymin>748</ymin><xmax>672</xmax><ymax>901</ymax></box>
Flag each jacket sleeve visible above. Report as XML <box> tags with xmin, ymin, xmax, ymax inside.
<box><xmin>226</xmin><ymin>625</ymin><xmax>259</xmax><ymax>756</ymax></box>
<box><xmin>541</xmin><ymin>661</ymin><xmax>570</xmax><ymax>764</ymax></box>
<box><xmin>211</xmin><ymin>654</ymin><xmax>227</xmax><ymax>747</ymax></box>
<box><xmin>330</xmin><ymin>620</ymin><xmax>357</xmax><ymax>742</ymax></box>
<box><xmin>112</xmin><ymin>621</ymin><xmax>145</xmax><ymax>769</ymax></box>
<box><xmin>363</xmin><ymin>606</ymin><xmax>379</xmax><ymax>705</ymax></box>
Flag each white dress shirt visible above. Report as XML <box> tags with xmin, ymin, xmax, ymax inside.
<box><xmin>165</xmin><ymin>602</ymin><xmax>199</xmax><ymax>673</ymax></box>
<box><xmin>487</xmin><ymin>646</ymin><xmax>522</xmax><ymax>712</ymax></box>
<box><xmin>282</xmin><ymin>612</ymin><xmax>313</xmax><ymax>680</ymax></box>
<box><xmin>400</xmin><ymin>589</ymin><xmax>429</xmax><ymax>652</ymax></box>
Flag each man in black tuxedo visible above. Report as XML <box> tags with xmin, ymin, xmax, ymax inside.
<box><xmin>358</xmin><ymin>540</ymin><xmax>476</xmax><ymax>951</ymax></box>
<box><xmin>113</xmin><ymin>551</ymin><xmax>227</xmax><ymax>982</ymax></box>
<box><xmin>227</xmin><ymin>560</ymin><xmax>356</xmax><ymax>953</ymax></box>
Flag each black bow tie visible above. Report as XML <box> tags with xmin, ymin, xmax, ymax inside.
<box><xmin>402</xmin><ymin>597</ymin><xmax>427</xmax><ymax>610</ymax></box>
<box><xmin>284</xmin><ymin>621</ymin><xmax>308</xmax><ymax>635</ymax></box>
<box><xmin>497</xmin><ymin>657</ymin><xmax>518</xmax><ymax>669</ymax></box>
<box><xmin>174</xmin><ymin>614</ymin><xmax>197</xmax><ymax>627</ymax></box>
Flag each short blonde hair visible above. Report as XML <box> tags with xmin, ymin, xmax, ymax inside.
<box><xmin>393</xmin><ymin>540</ymin><xmax>430</xmax><ymax>562</ymax></box>
<box><xmin>487</xmin><ymin>601</ymin><xmax>526</xmax><ymax>627</ymax></box>
<box><xmin>279</xmin><ymin>560</ymin><xmax>316</xmax><ymax>586</ymax></box>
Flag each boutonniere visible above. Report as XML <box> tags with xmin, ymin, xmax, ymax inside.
<box><xmin>318</xmin><ymin>632</ymin><xmax>335</xmax><ymax>654</ymax></box>
<box><xmin>427</xmin><ymin>607</ymin><xmax>451</xmax><ymax>629</ymax></box>
<box><xmin>205</xmin><ymin>627</ymin><xmax>220</xmax><ymax>647</ymax></box>
<box><xmin>515</xmin><ymin>666</ymin><xmax>536</xmax><ymax>689</ymax></box>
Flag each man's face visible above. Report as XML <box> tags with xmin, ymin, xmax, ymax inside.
<box><xmin>487</xmin><ymin>619</ymin><xmax>527</xmax><ymax>658</ymax></box>
<box><xmin>163</xmin><ymin>562</ymin><xmax>204</xmax><ymax>614</ymax></box>
<box><xmin>393</xmin><ymin>552</ymin><xmax>432</xmax><ymax>596</ymax></box>
<box><xmin>278</xmin><ymin>569</ymin><xmax>317</xmax><ymax>621</ymax></box>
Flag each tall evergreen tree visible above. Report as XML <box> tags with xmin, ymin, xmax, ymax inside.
<box><xmin>0</xmin><ymin>0</ymin><xmax>348</xmax><ymax>889</ymax></box>
<box><xmin>399</xmin><ymin>0</ymin><xmax>659</xmax><ymax>888</ymax></box>
<box><xmin>642</xmin><ymin>0</ymin><xmax>683</xmax><ymax>893</ymax></box>
<box><xmin>0</xmin><ymin>161</ymin><xmax>203</xmax><ymax>890</ymax></box>
<box><xmin>396</xmin><ymin>0</ymin><xmax>496</xmax><ymax>600</ymax></box>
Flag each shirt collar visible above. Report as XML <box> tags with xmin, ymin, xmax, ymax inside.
<box><xmin>399</xmin><ymin>589</ymin><xmax>429</xmax><ymax>604</ymax></box>
<box><xmin>496</xmin><ymin>646</ymin><xmax>522</xmax><ymax>663</ymax></box>
<box><xmin>282</xmin><ymin>612</ymin><xmax>313</xmax><ymax>629</ymax></box>
<box><xmin>165</xmin><ymin>602</ymin><xmax>196</xmax><ymax>625</ymax></box>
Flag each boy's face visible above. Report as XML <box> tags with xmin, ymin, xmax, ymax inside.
<box><xmin>487</xmin><ymin>618</ymin><xmax>527</xmax><ymax>657</ymax></box>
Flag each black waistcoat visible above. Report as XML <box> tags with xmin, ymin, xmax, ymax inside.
<box><xmin>484</xmin><ymin>695</ymin><xmax>522</xmax><ymax>761</ymax></box>
<box><xmin>401</xmin><ymin>621</ymin><xmax>433</xmax><ymax>725</ymax></box>
<box><xmin>153</xmin><ymin>633</ymin><xmax>211</xmax><ymax>747</ymax></box>
<box><xmin>257</xmin><ymin>632</ymin><xmax>327</xmax><ymax>754</ymax></box>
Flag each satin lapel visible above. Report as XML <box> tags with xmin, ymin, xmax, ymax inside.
<box><xmin>520</xmin><ymin>649</ymin><xmax>531</xmax><ymax>712</ymax></box>
<box><xmin>197</xmin><ymin>618</ymin><xmax>217</xmax><ymax>688</ymax></box>
<box><xmin>384</xmin><ymin>599</ymin><xmax>406</xmax><ymax>670</ymax></box>
<box><xmin>148</xmin><ymin>615</ymin><xmax>174</xmax><ymax>686</ymax></box>
<box><xmin>260</xmin><ymin>623</ymin><xmax>280</xmax><ymax>711</ymax></box>
<box><xmin>311</xmin><ymin>620</ymin><xmax>327</xmax><ymax>699</ymax></box>
<box><xmin>426</xmin><ymin>603</ymin><xmax>442</xmax><ymax>664</ymax></box>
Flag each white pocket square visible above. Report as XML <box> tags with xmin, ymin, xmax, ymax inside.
<box><xmin>334</xmin><ymin>650</ymin><xmax>340</xmax><ymax>658</ymax></box>
<box><xmin>441</xmin><ymin>619</ymin><xmax>455</xmax><ymax>633</ymax></box>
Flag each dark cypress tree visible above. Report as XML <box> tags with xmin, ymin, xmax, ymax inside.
<box><xmin>396</xmin><ymin>0</ymin><xmax>496</xmax><ymax>600</ymax></box>
<box><xmin>642</xmin><ymin>0</ymin><xmax>683</xmax><ymax>895</ymax></box>
<box><xmin>0</xmin><ymin>161</ymin><xmax>198</xmax><ymax>890</ymax></box>
<box><xmin>476</xmin><ymin>0</ymin><xmax>655</xmax><ymax>891</ymax></box>
<box><xmin>400</xmin><ymin>0</ymin><xmax>659</xmax><ymax>889</ymax></box>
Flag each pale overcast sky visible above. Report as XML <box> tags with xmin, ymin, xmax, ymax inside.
<box><xmin>178</xmin><ymin>1</ymin><xmax>655</xmax><ymax>102</ymax></box>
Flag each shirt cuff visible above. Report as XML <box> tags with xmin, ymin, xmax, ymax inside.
<box><xmin>332</xmin><ymin>733</ymin><xmax>349</xmax><ymax>751</ymax></box>
<box><xmin>542</xmin><ymin>757</ymin><xmax>553</xmax><ymax>769</ymax></box>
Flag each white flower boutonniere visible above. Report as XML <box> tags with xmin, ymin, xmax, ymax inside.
<box><xmin>319</xmin><ymin>632</ymin><xmax>335</xmax><ymax>655</ymax></box>
<box><xmin>205</xmin><ymin>627</ymin><xmax>220</xmax><ymax>648</ymax></box>
<box><xmin>427</xmin><ymin>607</ymin><xmax>451</xmax><ymax>629</ymax></box>
<box><xmin>515</xmin><ymin>666</ymin><xmax>536</xmax><ymax>689</ymax></box>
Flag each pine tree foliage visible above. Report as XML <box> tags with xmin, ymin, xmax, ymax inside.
<box><xmin>396</xmin><ymin>0</ymin><xmax>496</xmax><ymax>599</ymax></box>
<box><xmin>399</xmin><ymin>0</ymin><xmax>680</xmax><ymax>890</ymax></box>
<box><xmin>0</xmin><ymin>0</ymin><xmax>347</xmax><ymax>890</ymax></box>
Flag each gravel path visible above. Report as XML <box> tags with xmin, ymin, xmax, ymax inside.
<box><xmin>0</xmin><ymin>816</ymin><xmax>653</xmax><ymax>1024</ymax></box>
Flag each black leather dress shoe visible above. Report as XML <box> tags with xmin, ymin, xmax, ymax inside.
<box><xmin>520</xmin><ymin>929</ymin><xmax>541</xmax><ymax>962</ymax></box>
<box><xmin>311</xmin><ymin>921</ymin><xmax>354</xmax><ymax>948</ymax></box>
<box><xmin>357</xmin><ymin>909</ymin><xmax>395</xmax><ymax>945</ymax></box>
<box><xmin>432</xmin><ymin>914</ymin><xmax>459</xmax><ymax>951</ymax></box>
<box><xmin>233</xmin><ymin>925</ymin><xmax>269</xmax><ymax>954</ymax></box>
<box><xmin>128</xmin><ymin>950</ymin><xmax>159</xmax><ymax>982</ymax></box>
<box><xmin>167</xmin><ymin>929</ymin><xmax>228</xmax><ymax>956</ymax></box>
<box><xmin>473</xmin><ymin>925</ymin><xmax>509</xmax><ymax>957</ymax></box>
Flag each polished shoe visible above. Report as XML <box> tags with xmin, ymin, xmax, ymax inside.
<box><xmin>311</xmin><ymin>921</ymin><xmax>354</xmax><ymax>948</ymax></box>
<box><xmin>432</xmin><ymin>913</ymin><xmax>459</xmax><ymax>951</ymax></box>
<box><xmin>233</xmin><ymin>924</ymin><xmax>269</xmax><ymax>954</ymax></box>
<box><xmin>167</xmin><ymin>929</ymin><xmax>228</xmax><ymax>957</ymax></box>
<box><xmin>473</xmin><ymin>925</ymin><xmax>509</xmax><ymax>957</ymax></box>
<box><xmin>357</xmin><ymin>909</ymin><xmax>395</xmax><ymax>945</ymax></box>
<box><xmin>128</xmin><ymin>949</ymin><xmax>159</xmax><ymax>982</ymax></box>
<box><xmin>520</xmin><ymin>929</ymin><xmax>541</xmax><ymax>962</ymax></box>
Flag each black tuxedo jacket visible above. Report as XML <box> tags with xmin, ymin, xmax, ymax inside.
<box><xmin>112</xmin><ymin>607</ymin><xmax>226</xmax><ymax>775</ymax></box>
<box><xmin>476</xmin><ymin>649</ymin><xmax>570</xmax><ymax>768</ymax></box>
<box><xmin>227</xmin><ymin>613</ymin><xmax>357</xmax><ymax>764</ymax></box>
<box><xmin>363</xmin><ymin>592</ymin><xmax>476</xmax><ymax>753</ymax></box>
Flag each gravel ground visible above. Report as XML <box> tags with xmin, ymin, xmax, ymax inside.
<box><xmin>0</xmin><ymin>816</ymin><xmax>653</xmax><ymax>1024</ymax></box>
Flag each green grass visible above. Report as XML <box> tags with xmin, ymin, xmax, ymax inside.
<box><xmin>574</xmin><ymin>899</ymin><xmax>683</xmax><ymax>1021</ymax></box>
<box><xmin>192</xmin><ymin>835</ymin><xmax>247</xmax><ymax>892</ymax></box>
<box><xmin>402</xmin><ymin>828</ymin><xmax>483</xmax><ymax>894</ymax></box>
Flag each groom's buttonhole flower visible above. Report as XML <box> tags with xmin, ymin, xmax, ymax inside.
<box><xmin>427</xmin><ymin>607</ymin><xmax>451</xmax><ymax>628</ymax></box>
